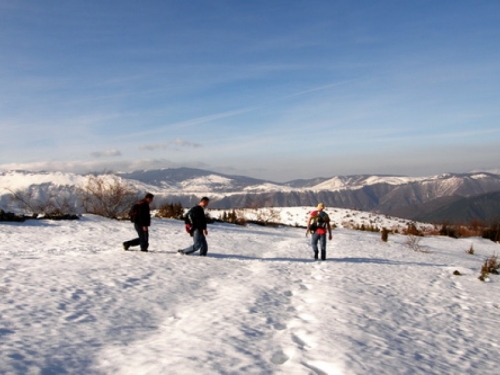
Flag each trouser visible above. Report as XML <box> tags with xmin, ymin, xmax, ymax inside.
<box><xmin>311</xmin><ymin>232</ymin><xmax>326</xmax><ymax>260</ymax></box>
<box><xmin>182</xmin><ymin>229</ymin><xmax>208</xmax><ymax>256</ymax></box>
<box><xmin>124</xmin><ymin>223</ymin><xmax>149</xmax><ymax>251</ymax></box>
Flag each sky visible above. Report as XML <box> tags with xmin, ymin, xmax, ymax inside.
<box><xmin>1</xmin><ymin>0</ymin><xmax>499</xmax><ymax>182</ymax></box>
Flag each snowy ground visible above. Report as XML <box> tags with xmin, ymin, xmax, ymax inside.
<box><xmin>1</xmin><ymin>215</ymin><xmax>499</xmax><ymax>375</ymax></box>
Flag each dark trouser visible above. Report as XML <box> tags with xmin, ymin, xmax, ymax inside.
<box><xmin>311</xmin><ymin>232</ymin><xmax>326</xmax><ymax>260</ymax></box>
<box><xmin>124</xmin><ymin>223</ymin><xmax>149</xmax><ymax>251</ymax></box>
<box><xmin>182</xmin><ymin>229</ymin><xmax>208</xmax><ymax>256</ymax></box>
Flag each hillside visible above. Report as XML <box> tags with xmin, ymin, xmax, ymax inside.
<box><xmin>2</xmin><ymin>168</ymin><xmax>500</xmax><ymax>223</ymax></box>
<box><xmin>412</xmin><ymin>191</ymin><xmax>500</xmax><ymax>224</ymax></box>
<box><xmin>1</xmin><ymin>216</ymin><xmax>499</xmax><ymax>374</ymax></box>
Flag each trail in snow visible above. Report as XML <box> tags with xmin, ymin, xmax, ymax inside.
<box><xmin>1</xmin><ymin>216</ymin><xmax>499</xmax><ymax>374</ymax></box>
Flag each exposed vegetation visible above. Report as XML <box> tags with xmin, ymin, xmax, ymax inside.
<box><xmin>7</xmin><ymin>187</ymin><xmax>77</xmax><ymax>217</ymax></box>
<box><xmin>478</xmin><ymin>253</ymin><xmax>500</xmax><ymax>281</ymax></box>
<box><xmin>156</xmin><ymin>202</ymin><xmax>184</xmax><ymax>219</ymax></box>
<box><xmin>381</xmin><ymin>228</ymin><xmax>389</xmax><ymax>242</ymax></box>
<box><xmin>77</xmin><ymin>174</ymin><xmax>139</xmax><ymax>219</ymax></box>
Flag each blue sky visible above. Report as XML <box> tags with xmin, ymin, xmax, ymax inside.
<box><xmin>1</xmin><ymin>0</ymin><xmax>499</xmax><ymax>181</ymax></box>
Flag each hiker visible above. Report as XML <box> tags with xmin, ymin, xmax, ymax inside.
<box><xmin>178</xmin><ymin>197</ymin><xmax>210</xmax><ymax>256</ymax></box>
<box><xmin>306</xmin><ymin>203</ymin><xmax>332</xmax><ymax>260</ymax></box>
<box><xmin>123</xmin><ymin>193</ymin><xmax>154</xmax><ymax>252</ymax></box>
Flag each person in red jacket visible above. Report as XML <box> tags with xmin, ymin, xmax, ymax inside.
<box><xmin>123</xmin><ymin>193</ymin><xmax>154</xmax><ymax>252</ymax></box>
<box><xmin>306</xmin><ymin>203</ymin><xmax>332</xmax><ymax>260</ymax></box>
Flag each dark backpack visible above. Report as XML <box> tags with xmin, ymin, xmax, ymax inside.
<box><xmin>184</xmin><ymin>207</ymin><xmax>194</xmax><ymax>225</ymax></box>
<box><xmin>310</xmin><ymin>211</ymin><xmax>328</xmax><ymax>232</ymax></box>
<box><xmin>129</xmin><ymin>203</ymin><xmax>140</xmax><ymax>223</ymax></box>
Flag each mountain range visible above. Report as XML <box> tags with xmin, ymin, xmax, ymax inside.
<box><xmin>1</xmin><ymin>168</ymin><xmax>500</xmax><ymax>224</ymax></box>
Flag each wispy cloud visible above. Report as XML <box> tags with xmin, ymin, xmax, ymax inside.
<box><xmin>90</xmin><ymin>149</ymin><xmax>122</xmax><ymax>158</ymax></box>
<box><xmin>140</xmin><ymin>139</ymin><xmax>203</xmax><ymax>151</ymax></box>
<box><xmin>172</xmin><ymin>109</ymin><xmax>252</xmax><ymax>129</ymax></box>
<box><xmin>282</xmin><ymin>78</ymin><xmax>364</xmax><ymax>99</ymax></box>
<box><xmin>118</xmin><ymin>109</ymin><xmax>252</xmax><ymax>140</ymax></box>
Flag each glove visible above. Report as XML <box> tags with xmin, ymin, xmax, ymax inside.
<box><xmin>185</xmin><ymin>224</ymin><xmax>192</xmax><ymax>234</ymax></box>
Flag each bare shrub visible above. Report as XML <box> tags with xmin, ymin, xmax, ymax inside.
<box><xmin>7</xmin><ymin>187</ymin><xmax>76</xmax><ymax>216</ymax></box>
<box><xmin>403</xmin><ymin>223</ymin><xmax>422</xmax><ymax>236</ymax></box>
<box><xmin>156</xmin><ymin>202</ymin><xmax>184</xmax><ymax>219</ymax></box>
<box><xmin>255</xmin><ymin>207</ymin><xmax>281</xmax><ymax>225</ymax></box>
<box><xmin>423</xmin><ymin>225</ymin><xmax>441</xmax><ymax>236</ymax></box>
<box><xmin>465</xmin><ymin>244</ymin><xmax>475</xmax><ymax>255</ymax></box>
<box><xmin>405</xmin><ymin>234</ymin><xmax>428</xmax><ymax>252</ymax></box>
<box><xmin>479</xmin><ymin>253</ymin><xmax>500</xmax><ymax>281</ymax></box>
<box><xmin>77</xmin><ymin>174</ymin><xmax>139</xmax><ymax>219</ymax></box>
<box><xmin>482</xmin><ymin>222</ymin><xmax>500</xmax><ymax>243</ymax></box>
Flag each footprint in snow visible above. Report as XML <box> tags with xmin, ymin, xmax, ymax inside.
<box><xmin>291</xmin><ymin>332</ymin><xmax>314</xmax><ymax>350</ymax></box>
<box><xmin>270</xmin><ymin>349</ymin><xmax>289</xmax><ymax>365</ymax></box>
<box><xmin>272</xmin><ymin>322</ymin><xmax>287</xmax><ymax>331</ymax></box>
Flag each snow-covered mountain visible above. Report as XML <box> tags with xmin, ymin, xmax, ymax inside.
<box><xmin>2</xmin><ymin>168</ymin><xmax>500</xmax><ymax>222</ymax></box>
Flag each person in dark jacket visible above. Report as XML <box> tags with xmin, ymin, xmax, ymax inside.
<box><xmin>123</xmin><ymin>193</ymin><xmax>154</xmax><ymax>252</ymax></box>
<box><xmin>178</xmin><ymin>197</ymin><xmax>210</xmax><ymax>256</ymax></box>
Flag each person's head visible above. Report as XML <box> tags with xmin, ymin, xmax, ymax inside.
<box><xmin>199</xmin><ymin>196</ymin><xmax>210</xmax><ymax>207</ymax></box>
<box><xmin>144</xmin><ymin>193</ymin><xmax>154</xmax><ymax>203</ymax></box>
<box><xmin>316</xmin><ymin>203</ymin><xmax>324</xmax><ymax>211</ymax></box>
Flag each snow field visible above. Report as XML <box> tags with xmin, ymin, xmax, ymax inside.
<box><xmin>1</xmin><ymin>216</ymin><xmax>499</xmax><ymax>374</ymax></box>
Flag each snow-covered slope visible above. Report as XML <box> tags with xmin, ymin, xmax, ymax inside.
<box><xmin>312</xmin><ymin>175</ymin><xmax>423</xmax><ymax>191</ymax></box>
<box><xmin>3</xmin><ymin>169</ymin><xmax>500</xmax><ymax>222</ymax></box>
<box><xmin>1</xmin><ymin>216</ymin><xmax>499</xmax><ymax>374</ymax></box>
<box><xmin>210</xmin><ymin>206</ymin><xmax>435</xmax><ymax>232</ymax></box>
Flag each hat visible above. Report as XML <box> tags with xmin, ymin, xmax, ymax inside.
<box><xmin>317</xmin><ymin>203</ymin><xmax>325</xmax><ymax>209</ymax></box>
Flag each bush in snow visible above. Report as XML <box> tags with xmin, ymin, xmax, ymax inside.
<box><xmin>481</xmin><ymin>222</ymin><xmax>500</xmax><ymax>243</ymax></box>
<box><xmin>465</xmin><ymin>244</ymin><xmax>475</xmax><ymax>255</ymax></box>
<box><xmin>0</xmin><ymin>209</ymin><xmax>26</xmax><ymax>222</ymax></box>
<box><xmin>403</xmin><ymin>223</ymin><xmax>422</xmax><ymax>236</ymax></box>
<box><xmin>405</xmin><ymin>235</ymin><xmax>428</xmax><ymax>252</ymax></box>
<box><xmin>7</xmin><ymin>187</ymin><xmax>76</xmax><ymax>217</ymax></box>
<box><xmin>156</xmin><ymin>202</ymin><xmax>184</xmax><ymax>219</ymax></box>
<box><xmin>77</xmin><ymin>174</ymin><xmax>139</xmax><ymax>219</ymax></box>
<box><xmin>478</xmin><ymin>253</ymin><xmax>500</xmax><ymax>281</ymax></box>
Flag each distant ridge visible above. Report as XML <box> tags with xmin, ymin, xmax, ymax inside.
<box><xmin>2</xmin><ymin>168</ymin><xmax>500</xmax><ymax>223</ymax></box>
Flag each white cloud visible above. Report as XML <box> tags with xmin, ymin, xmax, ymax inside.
<box><xmin>0</xmin><ymin>159</ymin><xmax>211</xmax><ymax>175</ymax></box>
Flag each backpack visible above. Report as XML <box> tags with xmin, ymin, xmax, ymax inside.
<box><xmin>129</xmin><ymin>203</ymin><xmax>140</xmax><ymax>223</ymax></box>
<box><xmin>184</xmin><ymin>207</ymin><xmax>194</xmax><ymax>225</ymax></box>
<box><xmin>310</xmin><ymin>211</ymin><xmax>328</xmax><ymax>232</ymax></box>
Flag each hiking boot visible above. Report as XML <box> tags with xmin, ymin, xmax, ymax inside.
<box><xmin>123</xmin><ymin>243</ymin><xmax>130</xmax><ymax>250</ymax></box>
<box><xmin>140</xmin><ymin>249</ymin><xmax>148</xmax><ymax>252</ymax></box>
